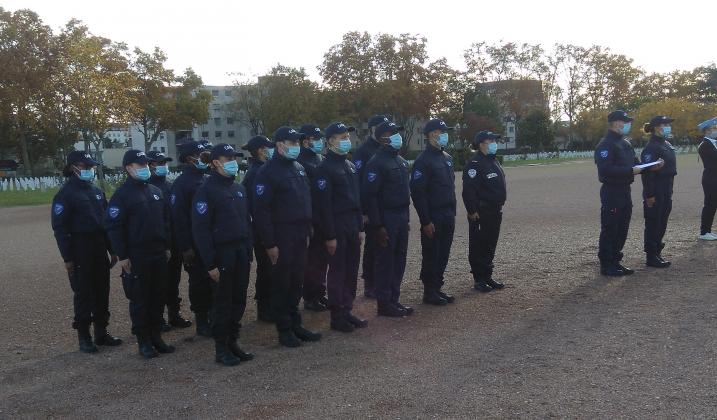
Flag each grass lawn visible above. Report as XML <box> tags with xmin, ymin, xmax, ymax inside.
<box><xmin>0</xmin><ymin>188</ymin><xmax>59</xmax><ymax>208</ymax></box>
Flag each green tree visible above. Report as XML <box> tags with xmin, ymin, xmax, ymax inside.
<box><xmin>516</xmin><ymin>109</ymin><xmax>554</xmax><ymax>151</ymax></box>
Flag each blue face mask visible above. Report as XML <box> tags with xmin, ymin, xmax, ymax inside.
<box><xmin>310</xmin><ymin>139</ymin><xmax>324</xmax><ymax>154</ymax></box>
<box><xmin>134</xmin><ymin>166</ymin><xmax>151</xmax><ymax>181</ymax></box>
<box><xmin>284</xmin><ymin>145</ymin><xmax>301</xmax><ymax>160</ymax></box>
<box><xmin>487</xmin><ymin>142</ymin><xmax>498</xmax><ymax>155</ymax></box>
<box><xmin>389</xmin><ymin>133</ymin><xmax>403</xmax><ymax>150</ymax></box>
<box><xmin>336</xmin><ymin>139</ymin><xmax>352</xmax><ymax>155</ymax></box>
<box><xmin>266</xmin><ymin>148</ymin><xmax>275</xmax><ymax>160</ymax></box>
<box><xmin>620</xmin><ymin>123</ymin><xmax>632</xmax><ymax>136</ymax></box>
<box><xmin>661</xmin><ymin>126</ymin><xmax>672</xmax><ymax>137</ymax></box>
<box><xmin>155</xmin><ymin>165</ymin><xmax>169</xmax><ymax>177</ymax></box>
<box><xmin>222</xmin><ymin>160</ymin><xmax>239</xmax><ymax>177</ymax></box>
<box><xmin>194</xmin><ymin>159</ymin><xmax>208</xmax><ymax>170</ymax></box>
<box><xmin>437</xmin><ymin>133</ymin><xmax>449</xmax><ymax>147</ymax></box>
<box><xmin>78</xmin><ymin>168</ymin><xmax>95</xmax><ymax>182</ymax></box>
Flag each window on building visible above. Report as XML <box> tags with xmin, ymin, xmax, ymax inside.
<box><xmin>213</xmin><ymin>104</ymin><xmax>221</xmax><ymax>111</ymax></box>
<box><xmin>225</xmin><ymin>90</ymin><xmax>232</xmax><ymax>97</ymax></box>
<box><xmin>228</xmin><ymin>130</ymin><xmax>235</xmax><ymax>138</ymax></box>
<box><xmin>161</xmin><ymin>147</ymin><xmax>166</xmax><ymax>153</ymax></box>
<box><xmin>227</xmin><ymin>117</ymin><xmax>234</xmax><ymax>125</ymax></box>
<box><xmin>202</xmin><ymin>131</ymin><xmax>209</xmax><ymax>138</ymax></box>
<box><xmin>211</xmin><ymin>89</ymin><xmax>219</xmax><ymax>96</ymax></box>
<box><xmin>509</xmin><ymin>126</ymin><xmax>515</xmax><ymax>133</ymax></box>
<box><xmin>214</xmin><ymin>117</ymin><xmax>221</xmax><ymax>125</ymax></box>
<box><xmin>215</xmin><ymin>131</ymin><xmax>222</xmax><ymax>138</ymax></box>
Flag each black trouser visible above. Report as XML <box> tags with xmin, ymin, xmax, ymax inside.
<box><xmin>420</xmin><ymin>219</ymin><xmax>455</xmax><ymax>294</ymax></box>
<box><xmin>361</xmin><ymin>224</ymin><xmax>375</xmax><ymax>294</ymax></box>
<box><xmin>303</xmin><ymin>226</ymin><xmax>328</xmax><ymax>302</ymax></box>
<box><xmin>598</xmin><ymin>185</ymin><xmax>632</xmax><ymax>266</ymax></box>
<box><xmin>271</xmin><ymin>224</ymin><xmax>309</xmax><ymax>332</ymax></box>
<box><xmin>701</xmin><ymin>175</ymin><xmax>717</xmax><ymax>235</ymax></box>
<box><xmin>374</xmin><ymin>210</ymin><xmax>409</xmax><ymax>305</ymax></box>
<box><xmin>644</xmin><ymin>179</ymin><xmax>674</xmax><ymax>255</ymax></box>
<box><xmin>68</xmin><ymin>233</ymin><xmax>111</xmax><ymax>329</ymax></box>
<box><xmin>185</xmin><ymin>248</ymin><xmax>212</xmax><ymax>315</ymax></box>
<box><xmin>252</xmin><ymin>236</ymin><xmax>272</xmax><ymax>307</ymax></box>
<box><xmin>210</xmin><ymin>242</ymin><xmax>251</xmax><ymax>339</ymax></box>
<box><xmin>326</xmin><ymin>214</ymin><xmax>361</xmax><ymax>319</ymax></box>
<box><xmin>468</xmin><ymin>204</ymin><xmax>503</xmax><ymax>281</ymax></box>
<box><xmin>121</xmin><ymin>253</ymin><xmax>167</xmax><ymax>336</ymax></box>
<box><xmin>165</xmin><ymin>247</ymin><xmax>183</xmax><ymax>313</ymax></box>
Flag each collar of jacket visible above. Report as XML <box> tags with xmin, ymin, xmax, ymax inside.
<box><xmin>209</xmin><ymin>169</ymin><xmax>235</xmax><ymax>185</ymax></box>
<box><xmin>426</xmin><ymin>143</ymin><xmax>443</xmax><ymax>154</ymax></box>
<box><xmin>650</xmin><ymin>134</ymin><xmax>665</xmax><ymax>143</ymax></box>
<box><xmin>180</xmin><ymin>163</ymin><xmax>202</xmax><ymax>174</ymax></box>
<box><xmin>326</xmin><ymin>150</ymin><xmax>347</xmax><ymax>161</ymax></box>
<box><xmin>126</xmin><ymin>175</ymin><xmax>149</xmax><ymax>187</ymax></box>
<box><xmin>69</xmin><ymin>175</ymin><xmax>92</xmax><ymax>188</ymax></box>
<box><xmin>605</xmin><ymin>129</ymin><xmax>623</xmax><ymax>141</ymax></box>
<box><xmin>379</xmin><ymin>145</ymin><xmax>399</xmax><ymax>156</ymax></box>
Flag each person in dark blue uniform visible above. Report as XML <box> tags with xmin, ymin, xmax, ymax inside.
<box><xmin>354</xmin><ymin>114</ymin><xmax>391</xmax><ymax>298</ymax></box>
<box><xmin>241</xmin><ymin>136</ymin><xmax>276</xmax><ymax>322</ymax></box>
<box><xmin>641</xmin><ymin>116</ymin><xmax>677</xmax><ymax>268</ymax></box>
<box><xmin>253</xmin><ymin>126</ymin><xmax>322</xmax><ymax>347</ymax></box>
<box><xmin>697</xmin><ymin>117</ymin><xmax>717</xmax><ymax>241</ymax></box>
<box><xmin>106</xmin><ymin>150</ymin><xmax>174</xmax><ymax>359</ymax></box>
<box><xmin>192</xmin><ymin>144</ymin><xmax>255</xmax><ymax>366</ymax></box>
<box><xmin>364</xmin><ymin>121</ymin><xmax>414</xmax><ymax>318</ymax></box>
<box><xmin>147</xmin><ymin>151</ymin><xmax>192</xmax><ymax>331</ymax></box>
<box><xmin>411</xmin><ymin>119</ymin><xmax>457</xmax><ymax>305</ymax></box>
<box><xmin>594</xmin><ymin>110</ymin><xmax>651</xmax><ymax>276</ymax></box>
<box><xmin>313</xmin><ymin>122</ymin><xmax>368</xmax><ymax>332</ymax></box>
<box><xmin>462</xmin><ymin>131</ymin><xmax>507</xmax><ymax>292</ymax></box>
<box><xmin>170</xmin><ymin>140</ymin><xmax>213</xmax><ymax>336</ymax></box>
<box><xmin>298</xmin><ymin>124</ymin><xmax>328</xmax><ymax>312</ymax></box>
<box><xmin>51</xmin><ymin>151</ymin><xmax>122</xmax><ymax>353</ymax></box>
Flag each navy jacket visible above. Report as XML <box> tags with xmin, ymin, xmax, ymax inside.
<box><xmin>241</xmin><ymin>158</ymin><xmax>263</xmax><ymax>215</ymax></box>
<box><xmin>641</xmin><ymin>135</ymin><xmax>677</xmax><ymax>198</ymax></box>
<box><xmin>192</xmin><ymin>171</ymin><xmax>252</xmax><ymax>271</ymax></box>
<box><xmin>51</xmin><ymin>176</ymin><xmax>111</xmax><ymax>262</ymax></box>
<box><xmin>699</xmin><ymin>137</ymin><xmax>717</xmax><ymax>174</ymax></box>
<box><xmin>252</xmin><ymin>154</ymin><xmax>312</xmax><ymax>248</ymax></box>
<box><xmin>594</xmin><ymin>130</ymin><xmax>639</xmax><ymax>186</ymax></box>
<box><xmin>462</xmin><ymin>151</ymin><xmax>506</xmax><ymax>214</ymax></box>
<box><xmin>410</xmin><ymin>144</ymin><xmax>457</xmax><ymax>226</ymax></box>
<box><xmin>353</xmin><ymin>136</ymin><xmax>381</xmax><ymax>212</ymax></box>
<box><xmin>297</xmin><ymin>147</ymin><xmax>323</xmax><ymax>181</ymax></box>
<box><xmin>106</xmin><ymin>177</ymin><xmax>170</xmax><ymax>261</ymax></box>
<box><xmin>363</xmin><ymin>146</ymin><xmax>411</xmax><ymax>227</ymax></box>
<box><xmin>170</xmin><ymin>165</ymin><xmax>207</xmax><ymax>252</ymax></box>
<box><xmin>313</xmin><ymin>151</ymin><xmax>363</xmax><ymax>240</ymax></box>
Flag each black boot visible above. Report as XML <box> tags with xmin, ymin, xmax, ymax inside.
<box><xmin>278</xmin><ymin>330</ymin><xmax>302</xmax><ymax>348</ymax></box>
<box><xmin>293</xmin><ymin>325</ymin><xmax>322</xmax><ymax>342</ymax></box>
<box><xmin>485</xmin><ymin>278</ymin><xmax>505</xmax><ymax>290</ymax></box>
<box><xmin>616</xmin><ymin>263</ymin><xmax>635</xmax><ymax>275</ymax></box>
<box><xmin>377</xmin><ymin>301</ymin><xmax>405</xmax><ymax>317</ymax></box>
<box><xmin>437</xmin><ymin>290</ymin><xmax>455</xmax><ymax>303</ymax></box>
<box><xmin>600</xmin><ymin>264</ymin><xmax>626</xmax><ymax>276</ymax></box>
<box><xmin>423</xmin><ymin>291</ymin><xmax>448</xmax><ymax>305</ymax></box>
<box><xmin>137</xmin><ymin>333</ymin><xmax>158</xmax><ymax>359</ymax></box>
<box><xmin>304</xmin><ymin>300</ymin><xmax>328</xmax><ymax>312</ymax></box>
<box><xmin>395</xmin><ymin>302</ymin><xmax>414</xmax><ymax>316</ymax></box>
<box><xmin>646</xmin><ymin>254</ymin><xmax>670</xmax><ymax>268</ymax></box>
<box><xmin>94</xmin><ymin>325</ymin><xmax>122</xmax><ymax>346</ymax></box>
<box><xmin>330</xmin><ymin>315</ymin><xmax>355</xmax><ymax>333</ymax></box>
<box><xmin>195</xmin><ymin>312</ymin><xmax>212</xmax><ymax>337</ymax></box>
<box><xmin>77</xmin><ymin>326</ymin><xmax>98</xmax><ymax>353</ymax></box>
<box><xmin>228</xmin><ymin>336</ymin><xmax>254</xmax><ymax>361</ymax></box>
<box><xmin>150</xmin><ymin>331</ymin><xmax>175</xmax><ymax>353</ymax></box>
<box><xmin>657</xmin><ymin>255</ymin><xmax>671</xmax><ymax>267</ymax></box>
<box><xmin>474</xmin><ymin>280</ymin><xmax>493</xmax><ymax>293</ymax></box>
<box><xmin>214</xmin><ymin>338</ymin><xmax>240</xmax><ymax>366</ymax></box>
<box><xmin>346</xmin><ymin>312</ymin><xmax>368</xmax><ymax>328</ymax></box>
<box><xmin>168</xmin><ymin>309</ymin><xmax>192</xmax><ymax>328</ymax></box>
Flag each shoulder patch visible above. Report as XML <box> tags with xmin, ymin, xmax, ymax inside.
<box><xmin>354</xmin><ymin>160</ymin><xmax>362</xmax><ymax>169</ymax></box>
<box><xmin>108</xmin><ymin>206</ymin><xmax>120</xmax><ymax>219</ymax></box>
<box><xmin>256</xmin><ymin>184</ymin><xmax>266</xmax><ymax>196</ymax></box>
<box><xmin>96</xmin><ymin>194</ymin><xmax>102</xmax><ymax>200</ymax></box>
<box><xmin>195</xmin><ymin>201</ymin><xmax>208</xmax><ymax>215</ymax></box>
<box><xmin>643</xmin><ymin>153</ymin><xmax>652</xmax><ymax>162</ymax></box>
<box><xmin>600</xmin><ymin>150</ymin><xmax>609</xmax><ymax>159</ymax></box>
<box><xmin>170</xmin><ymin>194</ymin><xmax>176</xmax><ymax>206</ymax></box>
<box><xmin>299</xmin><ymin>170</ymin><xmax>305</xmax><ymax>176</ymax></box>
<box><xmin>153</xmin><ymin>194</ymin><xmax>160</xmax><ymax>201</ymax></box>
<box><xmin>237</xmin><ymin>191</ymin><xmax>244</xmax><ymax>198</ymax></box>
<box><xmin>447</xmin><ymin>161</ymin><xmax>453</xmax><ymax>167</ymax></box>
<box><xmin>487</xmin><ymin>172</ymin><xmax>498</xmax><ymax>179</ymax></box>
<box><xmin>317</xmin><ymin>179</ymin><xmax>327</xmax><ymax>190</ymax></box>
<box><xmin>467</xmin><ymin>169</ymin><xmax>477</xmax><ymax>178</ymax></box>
<box><xmin>53</xmin><ymin>203</ymin><xmax>64</xmax><ymax>215</ymax></box>
<box><xmin>412</xmin><ymin>170</ymin><xmax>422</xmax><ymax>180</ymax></box>
<box><xmin>367</xmin><ymin>172</ymin><xmax>377</xmax><ymax>182</ymax></box>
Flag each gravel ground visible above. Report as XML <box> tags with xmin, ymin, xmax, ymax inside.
<box><xmin>1</xmin><ymin>155</ymin><xmax>716</xmax><ymax>419</ymax></box>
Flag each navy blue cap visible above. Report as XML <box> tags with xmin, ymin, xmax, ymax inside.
<box><xmin>299</xmin><ymin>124</ymin><xmax>324</xmax><ymax>140</ymax></box>
<box><xmin>273</xmin><ymin>126</ymin><xmax>307</xmax><ymax>142</ymax></box>
<box><xmin>368</xmin><ymin>115</ymin><xmax>390</xmax><ymax>128</ymax></box>
<box><xmin>178</xmin><ymin>140</ymin><xmax>207</xmax><ymax>160</ymax></box>
<box><xmin>242</xmin><ymin>136</ymin><xmax>274</xmax><ymax>151</ymax></box>
<box><xmin>210</xmin><ymin>143</ymin><xmax>243</xmax><ymax>160</ymax></box>
<box><xmin>325</xmin><ymin>122</ymin><xmax>356</xmax><ymax>139</ymax></box>
<box><xmin>649</xmin><ymin>115</ymin><xmax>674</xmax><ymax>126</ymax></box>
<box><xmin>146</xmin><ymin>151</ymin><xmax>173</xmax><ymax>163</ymax></box>
<box><xmin>473</xmin><ymin>131</ymin><xmax>502</xmax><ymax>144</ymax></box>
<box><xmin>122</xmin><ymin>149</ymin><xmax>151</xmax><ymax>166</ymax></box>
<box><xmin>607</xmin><ymin>110</ymin><xmax>634</xmax><ymax>123</ymax></box>
<box><xmin>375</xmin><ymin>121</ymin><xmax>404</xmax><ymax>139</ymax></box>
<box><xmin>423</xmin><ymin>118</ymin><xmax>454</xmax><ymax>135</ymax></box>
<box><xmin>698</xmin><ymin>117</ymin><xmax>717</xmax><ymax>131</ymax></box>
<box><xmin>67</xmin><ymin>150</ymin><xmax>99</xmax><ymax>166</ymax></box>
<box><xmin>198</xmin><ymin>139</ymin><xmax>214</xmax><ymax>150</ymax></box>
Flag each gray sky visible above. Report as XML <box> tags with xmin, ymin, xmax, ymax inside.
<box><xmin>5</xmin><ymin>0</ymin><xmax>715</xmax><ymax>86</ymax></box>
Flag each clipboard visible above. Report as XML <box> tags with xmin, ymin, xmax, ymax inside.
<box><xmin>634</xmin><ymin>161</ymin><xmax>661</xmax><ymax>170</ymax></box>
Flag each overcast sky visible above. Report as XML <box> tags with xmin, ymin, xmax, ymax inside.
<box><xmin>5</xmin><ymin>0</ymin><xmax>716</xmax><ymax>86</ymax></box>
